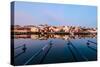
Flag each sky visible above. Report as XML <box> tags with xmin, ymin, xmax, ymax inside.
<box><xmin>13</xmin><ymin>1</ymin><xmax>97</xmax><ymax>28</ymax></box>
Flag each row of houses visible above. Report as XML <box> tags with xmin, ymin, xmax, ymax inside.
<box><xmin>11</xmin><ymin>25</ymin><xmax>97</xmax><ymax>34</ymax></box>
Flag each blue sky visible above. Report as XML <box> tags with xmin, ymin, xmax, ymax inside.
<box><xmin>14</xmin><ymin>1</ymin><xmax>97</xmax><ymax>28</ymax></box>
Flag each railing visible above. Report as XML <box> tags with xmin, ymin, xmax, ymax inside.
<box><xmin>87</xmin><ymin>40</ymin><xmax>97</xmax><ymax>45</ymax></box>
<box><xmin>24</xmin><ymin>41</ymin><xmax>53</xmax><ymax>65</ymax></box>
<box><xmin>14</xmin><ymin>39</ymin><xmax>97</xmax><ymax>65</ymax></box>
<box><xmin>86</xmin><ymin>40</ymin><xmax>97</xmax><ymax>52</ymax></box>
<box><xmin>14</xmin><ymin>44</ymin><xmax>27</xmax><ymax>58</ymax></box>
<box><xmin>66</xmin><ymin>40</ymin><xmax>88</xmax><ymax>61</ymax></box>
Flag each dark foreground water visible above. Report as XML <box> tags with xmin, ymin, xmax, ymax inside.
<box><xmin>13</xmin><ymin>34</ymin><xmax>97</xmax><ymax>65</ymax></box>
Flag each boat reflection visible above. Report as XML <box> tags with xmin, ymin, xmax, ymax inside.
<box><xmin>13</xmin><ymin>34</ymin><xmax>97</xmax><ymax>40</ymax></box>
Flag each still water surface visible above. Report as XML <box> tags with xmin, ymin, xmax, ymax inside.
<box><xmin>14</xmin><ymin>34</ymin><xmax>97</xmax><ymax>65</ymax></box>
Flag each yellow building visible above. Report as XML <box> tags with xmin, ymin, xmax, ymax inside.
<box><xmin>30</xmin><ymin>27</ymin><xmax>39</xmax><ymax>32</ymax></box>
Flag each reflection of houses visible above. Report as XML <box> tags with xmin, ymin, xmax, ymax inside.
<box><xmin>54</xmin><ymin>35</ymin><xmax>63</xmax><ymax>39</ymax></box>
<box><xmin>31</xmin><ymin>35</ymin><xmax>39</xmax><ymax>39</ymax></box>
<box><xmin>14</xmin><ymin>35</ymin><xmax>31</xmax><ymax>38</ymax></box>
<box><xmin>14</xmin><ymin>34</ymin><xmax>97</xmax><ymax>40</ymax></box>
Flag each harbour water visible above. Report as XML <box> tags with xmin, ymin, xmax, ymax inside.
<box><xmin>13</xmin><ymin>34</ymin><xmax>97</xmax><ymax>65</ymax></box>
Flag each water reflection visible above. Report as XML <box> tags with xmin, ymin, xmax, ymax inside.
<box><xmin>13</xmin><ymin>34</ymin><xmax>97</xmax><ymax>65</ymax></box>
<box><xmin>13</xmin><ymin>34</ymin><xmax>97</xmax><ymax>40</ymax></box>
<box><xmin>87</xmin><ymin>46</ymin><xmax>97</xmax><ymax>52</ymax></box>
